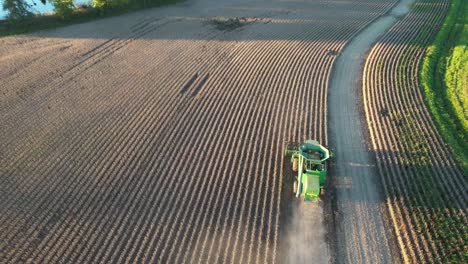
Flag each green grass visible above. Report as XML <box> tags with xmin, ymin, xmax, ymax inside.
<box><xmin>391</xmin><ymin>2</ymin><xmax>468</xmax><ymax>261</ymax></box>
<box><xmin>419</xmin><ymin>0</ymin><xmax>468</xmax><ymax>175</ymax></box>
<box><xmin>0</xmin><ymin>0</ymin><xmax>184</xmax><ymax>37</ymax></box>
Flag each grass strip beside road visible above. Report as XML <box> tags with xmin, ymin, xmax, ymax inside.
<box><xmin>0</xmin><ymin>0</ymin><xmax>184</xmax><ymax>37</ymax></box>
<box><xmin>419</xmin><ymin>0</ymin><xmax>467</xmax><ymax>174</ymax></box>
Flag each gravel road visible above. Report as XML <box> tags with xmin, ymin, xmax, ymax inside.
<box><xmin>328</xmin><ymin>0</ymin><xmax>415</xmax><ymax>263</ymax></box>
<box><xmin>0</xmin><ymin>0</ymin><xmax>413</xmax><ymax>262</ymax></box>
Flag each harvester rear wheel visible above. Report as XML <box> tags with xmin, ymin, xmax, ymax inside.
<box><xmin>292</xmin><ymin>158</ymin><xmax>298</xmax><ymax>172</ymax></box>
<box><xmin>320</xmin><ymin>187</ymin><xmax>325</xmax><ymax>196</ymax></box>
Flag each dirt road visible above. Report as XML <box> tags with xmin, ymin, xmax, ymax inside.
<box><xmin>328</xmin><ymin>0</ymin><xmax>415</xmax><ymax>263</ymax></box>
<box><xmin>0</xmin><ymin>0</ymin><xmax>407</xmax><ymax>262</ymax></box>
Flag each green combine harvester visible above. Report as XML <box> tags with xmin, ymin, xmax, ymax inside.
<box><xmin>285</xmin><ymin>140</ymin><xmax>332</xmax><ymax>201</ymax></box>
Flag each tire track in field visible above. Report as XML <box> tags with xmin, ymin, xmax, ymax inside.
<box><xmin>3</xmin><ymin>40</ymin><xmax>201</xmax><ymax>260</ymax></box>
<box><xmin>2</xmin><ymin>20</ymin><xmax>177</xmax><ymax>165</ymax></box>
<box><xmin>0</xmin><ymin>35</ymin><xmax>194</xmax><ymax>217</ymax></box>
<box><xmin>0</xmin><ymin>31</ymin><xmax>227</xmax><ymax>260</ymax></box>
<box><xmin>87</xmin><ymin>49</ymin><xmax>239</xmax><ymax>264</ymax></box>
<box><xmin>42</xmin><ymin>21</ymin><xmax>256</xmax><ymax>264</ymax></box>
<box><xmin>174</xmin><ymin>39</ymin><xmax>283</xmax><ymax>264</ymax></box>
<box><xmin>0</xmin><ymin>19</ymin><xmax>225</xmax><ymax>195</ymax></box>
<box><xmin>1</xmin><ymin>0</ymin><xmax>406</xmax><ymax>262</ymax></box>
<box><xmin>21</xmin><ymin>35</ymin><xmax>233</xmax><ymax>264</ymax></box>
<box><xmin>0</xmin><ymin>18</ymin><xmax>178</xmax><ymax>122</ymax></box>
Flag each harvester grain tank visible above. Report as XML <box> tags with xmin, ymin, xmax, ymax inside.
<box><xmin>285</xmin><ymin>140</ymin><xmax>332</xmax><ymax>201</ymax></box>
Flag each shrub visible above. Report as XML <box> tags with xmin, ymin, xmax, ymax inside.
<box><xmin>93</xmin><ymin>0</ymin><xmax>128</xmax><ymax>10</ymax></box>
<box><xmin>110</xmin><ymin>0</ymin><xmax>129</xmax><ymax>9</ymax></box>
<box><xmin>93</xmin><ymin>0</ymin><xmax>107</xmax><ymax>10</ymax></box>
<box><xmin>52</xmin><ymin>0</ymin><xmax>75</xmax><ymax>19</ymax></box>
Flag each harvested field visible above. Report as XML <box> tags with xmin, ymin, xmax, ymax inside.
<box><xmin>4</xmin><ymin>0</ymin><xmax>463</xmax><ymax>262</ymax></box>
<box><xmin>363</xmin><ymin>0</ymin><xmax>468</xmax><ymax>262</ymax></box>
<box><xmin>0</xmin><ymin>0</ymin><xmax>400</xmax><ymax>262</ymax></box>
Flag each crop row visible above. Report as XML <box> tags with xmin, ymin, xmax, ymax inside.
<box><xmin>1</xmin><ymin>0</ymin><xmax>398</xmax><ymax>262</ymax></box>
<box><xmin>363</xmin><ymin>0</ymin><xmax>467</xmax><ymax>262</ymax></box>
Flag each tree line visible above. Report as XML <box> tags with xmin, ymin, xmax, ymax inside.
<box><xmin>3</xmin><ymin>0</ymin><xmax>162</xmax><ymax>21</ymax></box>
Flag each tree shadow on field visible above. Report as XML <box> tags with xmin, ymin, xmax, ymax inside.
<box><xmin>369</xmin><ymin>149</ymin><xmax>467</xmax><ymax>262</ymax></box>
<box><xmin>322</xmin><ymin>145</ymin><xmax>467</xmax><ymax>263</ymax></box>
<box><xmin>324</xmin><ymin>147</ymin><xmax>466</xmax><ymax>212</ymax></box>
<box><xmin>0</xmin><ymin>101</ymin><xmax>287</xmax><ymax>262</ymax></box>
<box><xmin>370</xmin><ymin>149</ymin><xmax>467</xmax><ymax>210</ymax></box>
<box><xmin>1</xmin><ymin>0</ymin><xmax>399</xmax><ymax>43</ymax></box>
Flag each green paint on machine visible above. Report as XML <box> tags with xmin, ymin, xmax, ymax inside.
<box><xmin>285</xmin><ymin>140</ymin><xmax>332</xmax><ymax>201</ymax></box>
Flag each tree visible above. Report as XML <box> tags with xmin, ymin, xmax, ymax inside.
<box><xmin>93</xmin><ymin>0</ymin><xmax>107</xmax><ymax>10</ymax></box>
<box><xmin>3</xmin><ymin>0</ymin><xmax>33</xmax><ymax>21</ymax></box>
<box><xmin>93</xmin><ymin>0</ymin><xmax>128</xmax><ymax>10</ymax></box>
<box><xmin>51</xmin><ymin>0</ymin><xmax>74</xmax><ymax>19</ymax></box>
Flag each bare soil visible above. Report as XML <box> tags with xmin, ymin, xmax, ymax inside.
<box><xmin>0</xmin><ymin>0</ymin><xmax>417</xmax><ymax>262</ymax></box>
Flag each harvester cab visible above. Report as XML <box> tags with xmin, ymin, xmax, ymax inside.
<box><xmin>284</xmin><ymin>140</ymin><xmax>332</xmax><ymax>201</ymax></box>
